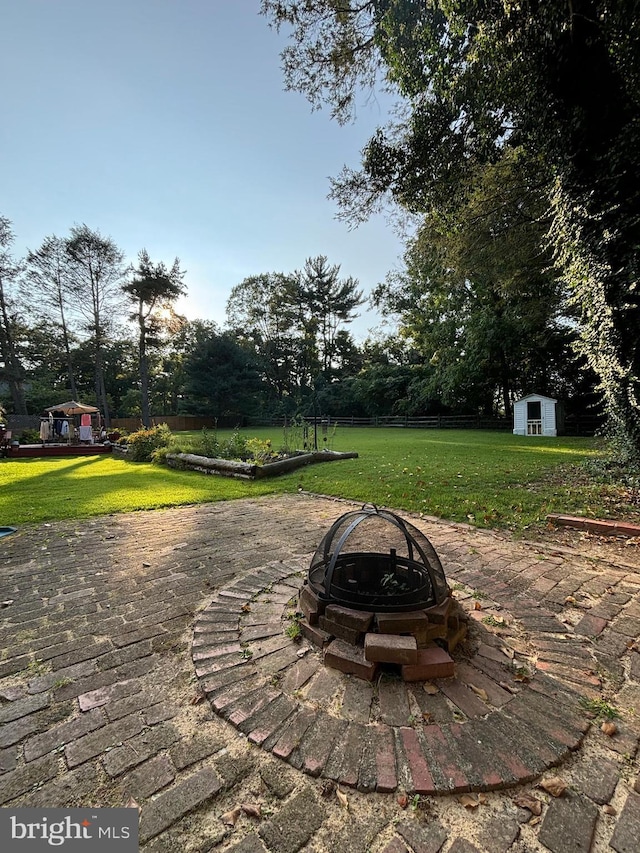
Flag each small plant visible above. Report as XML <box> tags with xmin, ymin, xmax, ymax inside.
<box><xmin>245</xmin><ymin>437</ymin><xmax>274</xmax><ymax>464</ymax></box>
<box><xmin>240</xmin><ymin>647</ymin><xmax>253</xmax><ymax>660</ymax></box>
<box><xmin>285</xmin><ymin>611</ymin><xmax>303</xmax><ymax>641</ymax></box>
<box><xmin>282</xmin><ymin>415</ymin><xmax>307</xmax><ymax>454</ymax></box>
<box><xmin>482</xmin><ymin>615</ymin><xmax>504</xmax><ymax>627</ymax></box>
<box><xmin>380</xmin><ymin>572</ymin><xmax>410</xmax><ymax>594</ymax></box>
<box><xmin>198</xmin><ymin>426</ymin><xmax>220</xmax><ymax>458</ymax></box>
<box><xmin>220</xmin><ymin>431</ymin><xmax>249</xmax><ymax>460</ymax></box>
<box><xmin>580</xmin><ymin>697</ymin><xmax>620</xmax><ymax>720</ymax></box>
<box><xmin>285</xmin><ymin>620</ymin><xmax>302</xmax><ymax>641</ymax></box>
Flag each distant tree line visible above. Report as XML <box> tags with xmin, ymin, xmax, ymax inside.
<box><xmin>0</xmin><ymin>215</ymin><xmax>599</xmax><ymax>428</ymax></box>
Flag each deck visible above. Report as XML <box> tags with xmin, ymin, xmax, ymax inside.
<box><xmin>5</xmin><ymin>443</ymin><xmax>113</xmax><ymax>458</ymax></box>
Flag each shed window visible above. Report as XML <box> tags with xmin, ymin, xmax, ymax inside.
<box><xmin>527</xmin><ymin>401</ymin><xmax>541</xmax><ymax>419</ymax></box>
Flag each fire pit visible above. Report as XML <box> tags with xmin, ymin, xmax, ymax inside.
<box><xmin>299</xmin><ymin>505</ymin><xmax>466</xmax><ymax>681</ymax></box>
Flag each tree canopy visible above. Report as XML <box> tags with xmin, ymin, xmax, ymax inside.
<box><xmin>262</xmin><ymin>0</ymin><xmax>640</xmax><ymax>456</ymax></box>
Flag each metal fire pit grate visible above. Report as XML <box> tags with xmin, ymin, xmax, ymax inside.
<box><xmin>308</xmin><ymin>505</ymin><xmax>449</xmax><ymax>613</ymax></box>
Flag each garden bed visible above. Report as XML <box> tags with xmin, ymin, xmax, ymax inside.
<box><xmin>165</xmin><ymin>449</ymin><xmax>358</xmax><ymax>479</ymax></box>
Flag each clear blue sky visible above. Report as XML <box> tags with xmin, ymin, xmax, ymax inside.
<box><xmin>1</xmin><ymin>0</ymin><xmax>404</xmax><ymax>339</ymax></box>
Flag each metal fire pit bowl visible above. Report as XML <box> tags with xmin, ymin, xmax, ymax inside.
<box><xmin>308</xmin><ymin>505</ymin><xmax>449</xmax><ymax>613</ymax></box>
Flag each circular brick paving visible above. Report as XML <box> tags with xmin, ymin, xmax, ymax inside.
<box><xmin>192</xmin><ymin>557</ymin><xmax>597</xmax><ymax>795</ymax></box>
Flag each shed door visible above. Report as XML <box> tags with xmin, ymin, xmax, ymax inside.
<box><xmin>527</xmin><ymin>401</ymin><xmax>542</xmax><ymax>435</ymax></box>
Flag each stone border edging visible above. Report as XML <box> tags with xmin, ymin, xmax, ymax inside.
<box><xmin>547</xmin><ymin>513</ymin><xmax>640</xmax><ymax>538</ymax></box>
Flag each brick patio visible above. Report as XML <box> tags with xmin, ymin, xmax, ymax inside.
<box><xmin>0</xmin><ymin>494</ymin><xmax>639</xmax><ymax>852</ymax></box>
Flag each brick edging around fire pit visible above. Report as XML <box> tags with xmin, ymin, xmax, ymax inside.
<box><xmin>192</xmin><ymin>558</ymin><xmax>597</xmax><ymax>795</ymax></box>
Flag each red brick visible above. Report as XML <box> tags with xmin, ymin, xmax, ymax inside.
<box><xmin>422</xmin><ymin>724</ymin><xmax>470</xmax><ymax>793</ymax></box>
<box><xmin>401</xmin><ymin>646</ymin><xmax>454</xmax><ymax>681</ymax></box>
<box><xmin>324</xmin><ymin>639</ymin><xmax>378</xmax><ymax>681</ymax></box>
<box><xmin>375</xmin><ymin>610</ymin><xmax>428</xmax><ymax>634</ymax></box>
<box><xmin>424</xmin><ymin>598</ymin><xmax>452</xmax><ymax>625</ymax></box>
<box><xmin>271</xmin><ymin>707</ymin><xmax>316</xmax><ymax>760</ymax></box>
<box><xmin>299</xmin><ymin>585</ymin><xmax>321</xmax><ymax>625</ymax></box>
<box><xmin>398</xmin><ymin>727</ymin><xmax>436</xmax><ymax>794</ymax></box>
<box><xmin>574</xmin><ymin>613</ymin><xmax>608</xmax><ymax>637</ymax></box>
<box><xmin>374</xmin><ymin>725</ymin><xmax>398</xmax><ymax>793</ymax></box>
<box><xmin>319</xmin><ymin>615</ymin><xmax>361</xmax><ymax>644</ymax></box>
<box><xmin>365</xmin><ymin>633</ymin><xmax>418</xmax><ymax>665</ymax></box>
<box><xmin>325</xmin><ymin>604</ymin><xmax>373</xmax><ymax>632</ymax></box>
<box><xmin>300</xmin><ymin>619</ymin><xmax>333</xmax><ymax>648</ymax></box>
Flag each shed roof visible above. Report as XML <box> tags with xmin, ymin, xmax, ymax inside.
<box><xmin>514</xmin><ymin>394</ymin><xmax>557</xmax><ymax>404</ymax></box>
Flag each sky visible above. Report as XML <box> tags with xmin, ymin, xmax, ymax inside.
<box><xmin>1</xmin><ymin>0</ymin><xmax>405</xmax><ymax>340</ymax></box>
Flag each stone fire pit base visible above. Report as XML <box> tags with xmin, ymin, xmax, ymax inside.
<box><xmin>298</xmin><ymin>582</ymin><xmax>467</xmax><ymax>682</ymax></box>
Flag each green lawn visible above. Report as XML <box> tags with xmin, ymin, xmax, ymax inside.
<box><xmin>1</xmin><ymin>427</ymin><xmax>633</xmax><ymax>532</ymax></box>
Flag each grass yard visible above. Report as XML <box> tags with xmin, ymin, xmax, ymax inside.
<box><xmin>2</xmin><ymin>427</ymin><xmax>637</xmax><ymax>532</ymax></box>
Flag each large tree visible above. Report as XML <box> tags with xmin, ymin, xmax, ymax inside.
<box><xmin>65</xmin><ymin>225</ymin><xmax>125</xmax><ymax>425</ymax></box>
<box><xmin>375</xmin><ymin>149</ymin><xmax>579</xmax><ymax>417</ymax></box>
<box><xmin>123</xmin><ymin>249</ymin><xmax>186</xmax><ymax>427</ymax></box>
<box><xmin>226</xmin><ymin>272</ymin><xmax>300</xmax><ymax>402</ymax></box>
<box><xmin>296</xmin><ymin>255</ymin><xmax>364</xmax><ymax>380</ymax></box>
<box><xmin>26</xmin><ymin>235</ymin><xmax>79</xmax><ymax>399</ymax></box>
<box><xmin>182</xmin><ymin>321</ymin><xmax>264</xmax><ymax>419</ymax></box>
<box><xmin>0</xmin><ymin>216</ymin><xmax>27</xmax><ymax>414</ymax></box>
<box><xmin>262</xmin><ymin>0</ymin><xmax>640</xmax><ymax>456</ymax></box>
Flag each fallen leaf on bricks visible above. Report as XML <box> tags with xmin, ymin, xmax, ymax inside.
<box><xmin>397</xmin><ymin>794</ymin><xmax>409</xmax><ymax>809</ymax></box>
<box><xmin>513</xmin><ymin>794</ymin><xmax>543</xmax><ymax>815</ymax></box>
<box><xmin>499</xmin><ymin>682</ymin><xmax>520</xmax><ymax>694</ymax></box>
<box><xmin>603</xmin><ymin>804</ymin><xmax>617</xmax><ymax>816</ymax></box>
<box><xmin>190</xmin><ymin>687</ymin><xmax>206</xmax><ymax>705</ymax></box>
<box><xmin>469</xmin><ymin>685</ymin><xmax>489</xmax><ymax>701</ymax></box>
<box><xmin>123</xmin><ymin>795</ymin><xmax>141</xmax><ymax>814</ymax></box>
<box><xmin>601</xmin><ymin>721</ymin><xmax>618</xmax><ymax>737</ymax></box>
<box><xmin>321</xmin><ymin>780</ymin><xmax>336</xmax><ymax>798</ymax></box>
<box><xmin>423</xmin><ymin>682</ymin><xmax>439</xmax><ymax>694</ymax></box>
<box><xmin>422</xmin><ymin>712</ymin><xmax>433</xmax><ymax>723</ymax></box>
<box><xmin>221</xmin><ymin>807</ymin><xmax>241</xmax><ymax>826</ymax></box>
<box><xmin>241</xmin><ymin>603</ymin><xmax>252</xmax><ymax>612</ymax></box>
<box><xmin>529</xmin><ymin>815</ymin><xmax>542</xmax><ymax>826</ymax></box>
<box><xmin>564</xmin><ymin>596</ymin><xmax>577</xmax><ymax>605</ymax></box>
<box><xmin>539</xmin><ymin>777</ymin><xmax>567</xmax><ymax>797</ymax></box>
<box><xmin>336</xmin><ymin>788</ymin><xmax>349</xmax><ymax>809</ymax></box>
<box><xmin>458</xmin><ymin>793</ymin><xmax>485</xmax><ymax>809</ymax></box>
<box><xmin>241</xmin><ymin>804</ymin><xmax>261</xmax><ymax>818</ymax></box>
<box><xmin>474</xmin><ymin>602</ymin><xmax>483</xmax><ymax>610</ymax></box>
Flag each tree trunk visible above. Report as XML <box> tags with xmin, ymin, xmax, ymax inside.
<box><xmin>140</xmin><ymin>330</ymin><xmax>150</xmax><ymax>428</ymax></box>
<box><xmin>0</xmin><ymin>278</ymin><xmax>27</xmax><ymax>414</ymax></box>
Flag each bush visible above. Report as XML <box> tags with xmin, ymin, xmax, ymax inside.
<box><xmin>19</xmin><ymin>428</ymin><xmax>41</xmax><ymax>444</ymax></box>
<box><xmin>199</xmin><ymin>427</ymin><xmax>220</xmax><ymax>458</ymax></box>
<box><xmin>126</xmin><ymin>424</ymin><xmax>172</xmax><ymax>462</ymax></box>
<box><xmin>220</xmin><ymin>431</ymin><xmax>249</xmax><ymax>460</ymax></box>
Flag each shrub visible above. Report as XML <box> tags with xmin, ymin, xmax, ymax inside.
<box><xmin>245</xmin><ymin>437</ymin><xmax>273</xmax><ymax>465</ymax></box>
<box><xmin>199</xmin><ymin>427</ymin><xmax>220</xmax><ymax>458</ymax></box>
<box><xmin>19</xmin><ymin>428</ymin><xmax>41</xmax><ymax>444</ymax></box>
<box><xmin>220</xmin><ymin>431</ymin><xmax>249</xmax><ymax>460</ymax></box>
<box><xmin>126</xmin><ymin>424</ymin><xmax>172</xmax><ymax>462</ymax></box>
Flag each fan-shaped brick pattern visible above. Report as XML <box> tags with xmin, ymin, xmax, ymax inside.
<box><xmin>193</xmin><ymin>558</ymin><xmax>594</xmax><ymax>794</ymax></box>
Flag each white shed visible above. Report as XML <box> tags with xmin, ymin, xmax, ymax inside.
<box><xmin>513</xmin><ymin>394</ymin><xmax>561</xmax><ymax>436</ymax></box>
